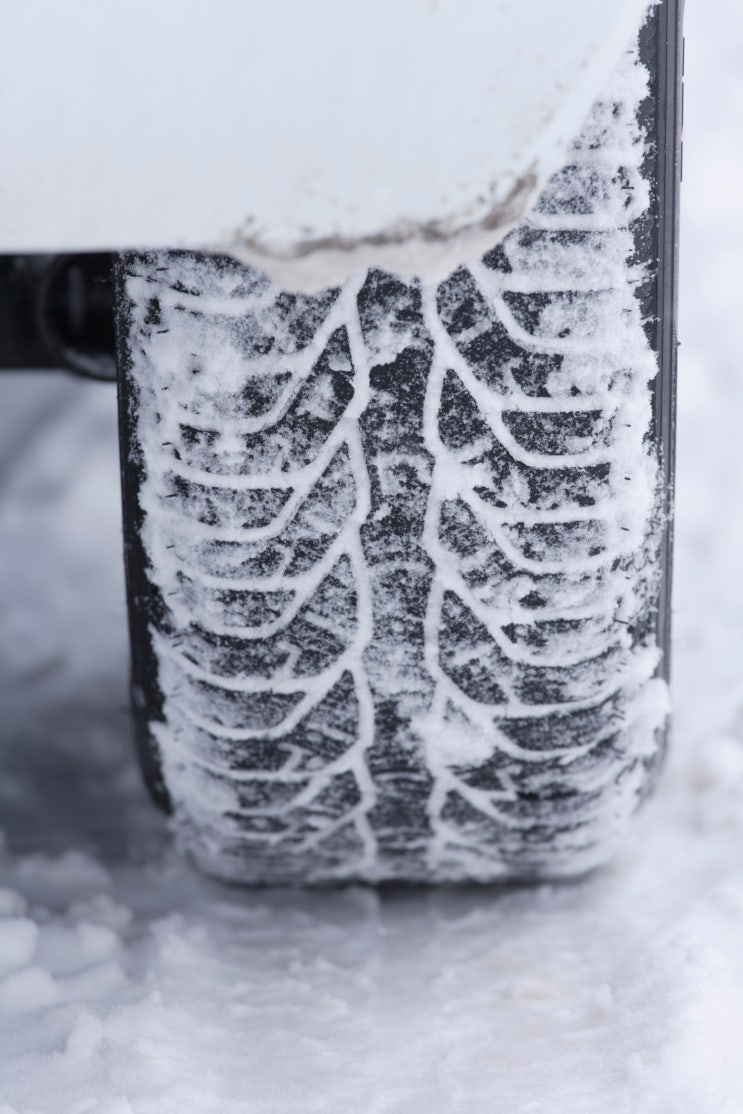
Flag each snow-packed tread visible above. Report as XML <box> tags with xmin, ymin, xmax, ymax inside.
<box><xmin>119</xmin><ymin>43</ymin><xmax>668</xmax><ymax>883</ymax></box>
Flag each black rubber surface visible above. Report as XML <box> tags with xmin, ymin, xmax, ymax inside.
<box><xmin>117</xmin><ymin>2</ymin><xmax>680</xmax><ymax>884</ymax></box>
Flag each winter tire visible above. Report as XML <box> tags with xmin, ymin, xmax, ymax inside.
<box><xmin>116</xmin><ymin>2</ymin><xmax>680</xmax><ymax>884</ymax></box>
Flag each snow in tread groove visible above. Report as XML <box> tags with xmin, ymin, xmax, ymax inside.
<box><xmin>1</xmin><ymin>0</ymin><xmax>743</xmax><ymax>1107</ymax></box>
<box><xmin>121</xmin><ymin>44</ymin><xmax>667</xmax><ymax>884</ymax></box>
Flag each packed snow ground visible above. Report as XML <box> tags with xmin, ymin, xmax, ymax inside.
<box><xmin>1</xmin><ymin>1</ymin><xmax>742</xmax><ymax>1109</ymax></box>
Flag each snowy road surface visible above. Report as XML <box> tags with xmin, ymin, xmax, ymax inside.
<box><xmin>2</xmin><ymin>1</ymin><xmax>743</xmax><ymax>1109</ymax></box>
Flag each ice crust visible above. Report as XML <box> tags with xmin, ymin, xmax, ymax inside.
<box><xmin>120</xmin><ymin>44</ymin><xmax>668</xmax><ymax>883</ymax></box>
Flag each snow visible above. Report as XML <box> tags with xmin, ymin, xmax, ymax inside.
<box><xmin>1</xmin><ymin>0</ymin><xmax>743</xmax><ymax>1107</ymax></box>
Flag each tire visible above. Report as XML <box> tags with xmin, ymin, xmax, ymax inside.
<box><xmin>116</xmin><ymin>10</ymin><xmax>678</xmax><ymax>884</ymax></box>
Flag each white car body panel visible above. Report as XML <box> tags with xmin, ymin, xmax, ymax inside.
<box><xmin>0</xmin><ymin>0</ymin><xmax>650</xmax><ymax>288</ymax></box>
